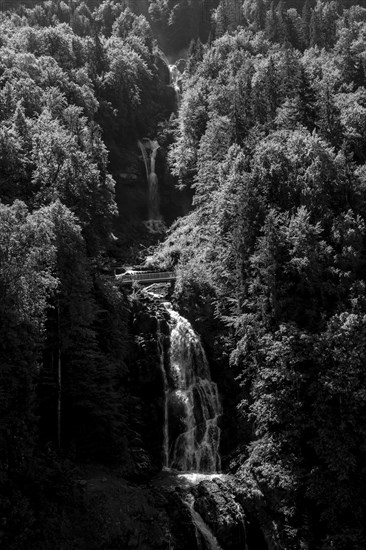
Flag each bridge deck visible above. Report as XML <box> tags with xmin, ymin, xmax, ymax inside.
<box><xmin>116</xmin><ymin>271</ymin><xmax>176</xmax><ymax>285</ymax></box>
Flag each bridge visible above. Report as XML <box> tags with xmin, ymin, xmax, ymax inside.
<box><xmin>116</xmin><ymin>270</ymin><xmax>176</xmax><ymax>286</ymax></box>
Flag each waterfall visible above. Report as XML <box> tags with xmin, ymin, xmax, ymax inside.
<box><xmin>185</xmin><ymin>498</ymin><xmax>223</xmax><ymax>550</ymax></box>
<box><xmin>150</xmin><ymin>139</ymin><xmax>159</xmax><ymax>174</ymax></box>
<box><xmin>137</xmin><ymin>139</ymin><xmax>149</xmax><ymax>180</ymax></box>
<box><xmin>169</xmin><ymin>64</ymin><xmax>182</xmax><ymax>110</ymax></box>
<box><xmin>137</xmin><ymin>139</ymin><xmax>165</xmax><ymax>233</ymax></box>
<box><xmin>162</xmin><ymin>306</ymin><xmax>221</xmax><ymax>473</ymax></box>
<box><xmin>148</xmin><ymin>140</ymin><xmax>160</xmax><ymax>221</ymax></box>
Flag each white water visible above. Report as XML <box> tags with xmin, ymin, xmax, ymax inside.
<box><xmin>137</xmin><ymin>139</ymin><xmax>165</xmax><ymax>233</ymax></box>
<box><xmin>162</xmin><ymin>307</ymin><xmax>221</xmax><ymax>473</ymax></box>
<box><xmin>176</xmin><ymin>472</ymin><xmax>227</xmax><ymax>484</ymax></box>
<box><xmin>137</xmin><ymin>139</ymin><xmax>149</xmax><ymax>180</ymax></box>
<box><xmin>185</xmin><ymin>497</ymin><xmax>223</xmax><ymax>550</ymax></box>
<box><xmin>169</xmin><ymin>64</ymin><xmax>182</xmax><ymax>110</ymax></box>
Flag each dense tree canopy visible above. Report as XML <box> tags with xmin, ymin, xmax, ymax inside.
<box><xmin>0</xmin><ymin>2</ymin><xmax>165</xmax><ymax>546</ymax></box>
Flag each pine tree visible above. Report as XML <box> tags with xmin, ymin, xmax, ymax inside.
<box><xmin>186</xmin><ymin>38</ymin><xmax>204</xmax><ymax>75</ymax></box>
<box><xmin>317</xmin><ymin>81</ymin><xmax>343</xmax><ymax>147</ymax></box>
<box><xmin>12</xmin><ymin>102</ymin><xmax>29</xmax><ymax>142</ymax></box>
<box><xmin>90</xmin><ymin>30</ymin><xmax>107</xmax><ymax>82</ymax></box>
<box><xmin>297</xmin><ymin>66</ymin><xmax>317</xmax><ymax>130</ymax></box>
<box><xmin>301</xmin><ymin>0</ymin><xmax>312</xmax><ymax>48</ymax></box>
<box><xmin>255</xmin><ymin>0</ymin><xmax>266</xmax><ymax>31</ymax></box>
<box><xmin>265</xmin><ymin>56</ymin><xmax>280</xmax><ymax>120</ymax></box>
<box><xmin>310</xmin><ymin>5</ymin><xmax>323</xmax><ymax>47</ymax></box>
<box><xmin>265</xmin><ymin>1</ymin><xmax>279</xmax><ymax>42</ymax></box>
<box><xmin>276</xmin><ymin>0</ymin><xmax>289</xmax><ymax>44</ymax></box>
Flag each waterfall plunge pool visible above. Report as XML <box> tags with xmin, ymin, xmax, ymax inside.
<box><xmin>151</xmin><ymin>468</ymin><xmax>229</xmax><ymax>490</ymax></box>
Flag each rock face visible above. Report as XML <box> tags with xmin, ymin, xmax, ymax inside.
<box><xmin>192</xmin><ymin>478</ymin><xmax>246</xmax><ymax>550</ymax></box>
<box><xmin>126</xmin><ymin>298</ymin><xmax>170</xmax><ymax>476</ymax></box>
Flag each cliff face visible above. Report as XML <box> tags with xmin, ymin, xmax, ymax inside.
<box><xmin>111</xmin><ymin>137</ymin><xmax>191</xmax><ymax>263</ymax></box>
<box><xmin>52</xmin><ymin>295</ymin><xmax>262</xmax><ymax>549</ymax></box>
<box><xmin>125</xmin><ymin>298</ymin><xmax>170</xmax><ymax>476</ymax></box>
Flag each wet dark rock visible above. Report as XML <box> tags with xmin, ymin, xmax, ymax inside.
<box><xmin>133</xmin><ymin>311</ymin><xmax>158</xmax><ymax>333</ymax></box>
<box><xmin>192</xmin><ymin>478</ymin><xmax>246</xmax><ymax>550</ymax></box>
<box><xmin>124</xmin><ymin>302</ymin><xmax>171</xmax><ymax>476</ymax></box>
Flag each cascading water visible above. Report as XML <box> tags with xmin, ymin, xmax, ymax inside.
<box><xmin>147</xmin><ymin>140</ymin><xmax>160</xmax><ymax>220</ymax></box>
<box><xmin>137</xmin><ymin>139</ymin><xmax>149</xmax><ymax>180</ymax></box>
<box><xmin>137</xmin><ymin>139</ymin><xmax>165</xmax><ymax>233</ymax></box>
<box><xmin>185</xmin><ymin>496</ymin><xmax>223</xmax><ymax>550</ymax></box>
<box><xmin>161</xmin><ymin>306</ymin><xmax>221</xmax><ymax>473</ymax></box>
<box><xmin>169</xmin><ymin>64</ymin><xmax>182</xmax><ymax>110</ymax></box>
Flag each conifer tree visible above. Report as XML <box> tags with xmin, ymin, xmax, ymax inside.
<box><xmin>276</xmin><ymin>0</ymin><xmax>289</xmax><ymax>44</ymax></box>
<box><xmin>301</xmin><ymin>0</ymin><xmax>312</xmax><ymax>48</ymax></box>
<box><xmin>310</xmin><ymin>4</ymin><xmax>323</xmax><ymax>47</ymax></box>
<box><xmin>265</xmin><ymin>1</ymin><xmax>279</xmax><ymax>42</ymax></box>
<box><xmin>317</xmin><ymin>81</ymin><xmax>343</xmax><ymax>147</ymax></box>
<box><xmin>297</xmin><ymin>66</ymin><xmax>317</xmax><ymax>130</ymax></box>
<box><xmin>255</xmin><ymin>0</ymin><xmax>266</xmax><ymax>31</ymax></box>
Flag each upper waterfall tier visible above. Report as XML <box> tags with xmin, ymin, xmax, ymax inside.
<box><xmin>138</xmin><ymin>138</ymin><xmax>165</xmax><ymax>233</ymax></box>
<box><xmin>169</xmin><ymin>64</ymin><xmax>182</xmax><ymax>110</ymax></box>
<box><xmin>161</xmin><ymin>306</ymin><xmax>221</xmax><ymax>473</ymax></box>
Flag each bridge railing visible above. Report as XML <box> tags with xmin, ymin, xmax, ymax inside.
<box><xmin>116</xmin><ymin>271</ymin><xmax>175</xmax><ymax>284</ymax></box>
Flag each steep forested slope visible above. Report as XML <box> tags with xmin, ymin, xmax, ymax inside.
<box><xmin>154</xmin><ymin>1</ymin><xmax>366</xmax><ymax>548</ymax></box>
<box><xmin>0</xmin><ymin>2</ymin><xmax>175</xmax><ymax>547</ymax></box>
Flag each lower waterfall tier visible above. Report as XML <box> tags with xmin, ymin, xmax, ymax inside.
<box><xmin>161</xmin><ymin>307</ymin><xmax>221</xmax><ymax>473</ymax></box>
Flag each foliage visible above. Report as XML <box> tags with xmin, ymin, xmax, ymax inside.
<box><xmin>0</xmin><ymin>2</ymin><xmax>163</xmax><ymax>546</ymax></box>
<box><xmin>156</xmin><ymin>2</ymin><xmax>366</xmax><ymax>547</ymax></box>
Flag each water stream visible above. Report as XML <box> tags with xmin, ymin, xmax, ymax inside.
<box><xmin>185</xmin><ymin>496</ymin><xmax>223</xmax><ymax>550</ymax></box>
<box><xmin>147</xmin><ymin>140</ymin><xmax>160</xmax><ymax>221</ymax></box>
<box><xmin>137</xmin><ymin>139</ymin><xmax>165</xmax><ymax>233</ymax></box>
<box><xmin>169</xmin><ymin>63</ymin><xmax>182</xmax><ymax>110</ymax></box>
<box><xmin>137</xmin><ymin>139</ymin><xmax>149</xmax><ymax>181</ymax></box>
<box><xmin>161</xmin><ymin>306</ymin><xmax>221</xmax><ymax>473</ymax></box>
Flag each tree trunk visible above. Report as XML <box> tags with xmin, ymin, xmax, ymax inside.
<box><xmin>57</xmin><ymin>301</ymin><xmax>61</xmax><ymax>450</ymax></box>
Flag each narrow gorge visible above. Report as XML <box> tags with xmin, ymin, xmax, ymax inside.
<box><xmin>163</xmin><ymin>307</ymin><xmax>221</xmax><ymax>473</ymax></box>
<box><xmin>121</xmin><ymin>295</ymin><xmax>265</xmax><ymax>550</ymax></box>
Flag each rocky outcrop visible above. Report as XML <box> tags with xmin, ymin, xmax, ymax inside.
<box><xmin>36</xmin><ymin>467</ymin><xmax>269</xmax><ymax>550</ymax></box>
<box><xmin>191</xmin><ymin>477</ymin><xmax>246</xmax><ymax>550</ymax></box>
<box><xmin>153</xmin><ymin>472</ymin><xmax>268</xmax><ymax>550</ymax></box>
<box><xmin>69</xmin><ymin>471</ymin><xmax>224</xmax><ymax>550</ymax></box>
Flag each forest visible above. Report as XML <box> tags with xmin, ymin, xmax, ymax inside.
<box><xmin>1</xmin><ymin>0</ymin><xmax>366</xmax><ymax>549</ymax></box>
